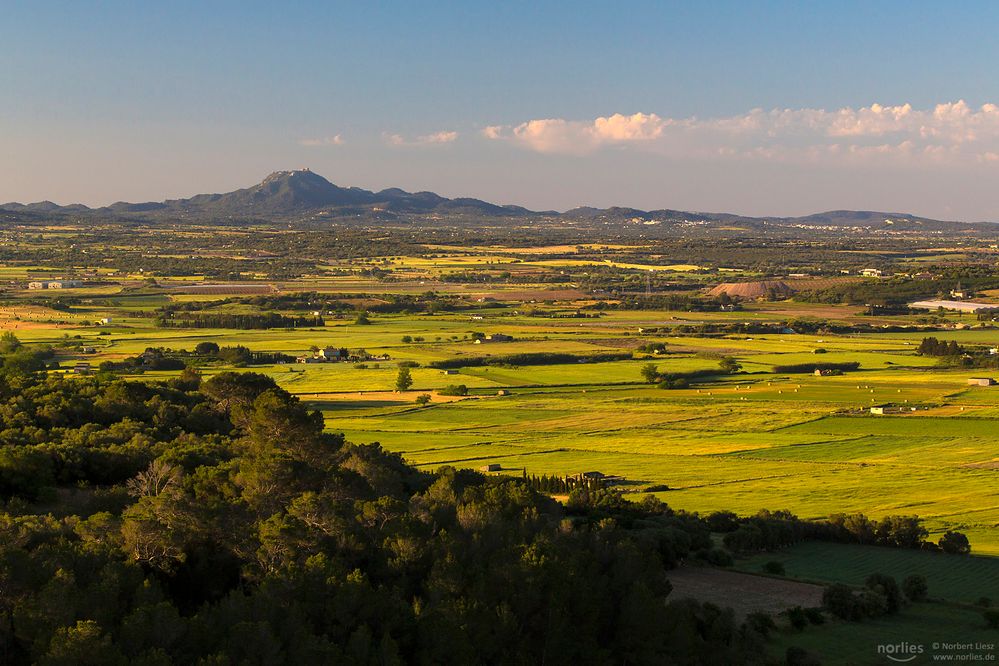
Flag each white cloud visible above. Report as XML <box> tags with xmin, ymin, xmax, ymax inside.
<box><xmin>298</xmin><ymin>134</ymin><xmax>344</xmax><ymax>147</ymax></box>
<box><xmin>485</xmin><ymin>113</ymin><xmax>669</xmax><ymax>154</ymax></box>
<box><xmin>482</xmin><ymin>102</ymin><xmax>999</xmax><ymax>165</ymax></box>
<box><xmin>384</xmin><ymin>130</ymin><xmax>458</xmax><ymax>147</ymax></box>
<box><xmin>481</xmin><ymin>125</ymin><xmax>504</xmax><ymax>140</ymax></box>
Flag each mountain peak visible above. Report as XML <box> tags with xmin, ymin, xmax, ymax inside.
<box><xmin>260</xmin><ymin>168</ymin><xmax>319</xmax><ymax>185</ymax></box>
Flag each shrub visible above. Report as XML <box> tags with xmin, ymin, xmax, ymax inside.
<box><xmin>744</xmin><ymin>612</ymin><xmax>777</xmax><ymax>638</ymax></box>
<box><xmin>763</xmin><ymin>561</ymin><xmax>786</xmax><ymax>576</ymax></box>
<box><xmin>866</xmin><ymin>573</ymin><xmax>902</xmax><ymax>614</ymax></box>
<box><xmin>823</xmin><ymin>583</ymin><xmax>863</xmax><ymax>620</ymax></box>
<box><xmin>643</xmin><ymin>483</ymin><xmax>670</xmax><ymax>493</ymax></box>
<box><xmin>704</xmin><ymin>548</ymin><xmax>733</xmax><ymax>567</ymax></box>
<box><xmin>902</xmin><ymin>574</ymin><xmax>928</xmax><ymax>602</ymax></box>
<box><xmin>783</xmin><ymin>606</ymin><xmax>808</xmax><ymax>631</ymax></box>
<box><xmin>785</xmin><ymin>646</ymin><xmax>822</xmax><ymax>666</ymax></box>
<box><xmin>804</xmin><ymin>607</ymin><xmax>825</xmax><ymax>625</ymax></box>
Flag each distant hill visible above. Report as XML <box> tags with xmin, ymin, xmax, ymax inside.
<box><xmin>1</xmin><ymin>170</ymin><xmax>540</xmax><ymax>221</ymax></box>
<box><xmin>0</xmin><ymin>169</ymin><xmax>981</xmax><ymax>230</ymax></box>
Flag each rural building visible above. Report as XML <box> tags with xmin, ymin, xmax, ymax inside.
<box><xmin>73</xmin><ymin>362</ymin><xmax>91</xmax><ymax>375</ymax></box>
<box><xmin>297</xmin><ymin>346</ymin><xmax>351</xmax><ymax>363</ymax></box>
<box><xmin>296</xmin><ymin>355</ymin><xmax>324</xmax><ymax>364</ymax></box>
<box><xmin>81</xmin><ymin>346</ymin><xmax>96</xmax><ymax>354</ymax></box>
<box><xmin>473</xmin><ymin>333</ymin><xmax>514</xmax><ymax>344</ymax></box>
<box><xmin>479</xmin><ymin>464</ymin><xmax>501</xmax><ymax>472</ymax></box>
<box><xmin>27</xmin><ymin>280</ymin><xmax>83</xmax><ymax>289</ymax></box>
<box><xmin>870</xmin><ymin>405</ymin><xmax>914</xmax><ymax>415</ymax></box>
<box><xmin>442</xmin><ymin>369</ymin><xmax>459</xmax><ymax>375</ymax></box>
<box><xmin>319</xmin><ymin>346</ymin><xmax>345</xmax><ymax>361</ymax></box>
<box><xmin>968</xmin><ymin>377</ymin><xmax>996</xmax><ymax>386</ymax></box>
<box><xmin>861</xmin><ymin>268</ymin><xmax>883</xmax><ymax>278</ymax></box>
<box><xmin>99</xmin><ymin>317</ymin><xmax>112</xmax><ymax>325</ymax></box>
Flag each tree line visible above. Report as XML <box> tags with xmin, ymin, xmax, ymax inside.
<box><xmin>155</xmin><ymin>313</ymin><xmax>324</xmax><ymax>329</ymax></box>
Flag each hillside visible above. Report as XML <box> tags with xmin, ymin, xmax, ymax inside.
<box><xmin>0</xmin><ymin>169</ymin><xmax>983</xmax><ymax>231</ymax></box>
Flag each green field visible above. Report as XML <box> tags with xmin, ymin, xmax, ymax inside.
<box><xmin>7</xmin><ymin>275</ymin><xmax>999</xmax><ymax>556</ymax></box>
<box><xmin>771</xmin><ymin>602</ymin><xmax>997</xmax><ymax>665</ymax></box>
<box><xmin>737</xmin><ymin>541</ymin><xmax>999</xmax><ymax>604</ymax></box>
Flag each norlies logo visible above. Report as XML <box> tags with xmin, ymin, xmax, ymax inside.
<box><xmin>877</xmin><ymin>642</ymin><xmax>925</xmax><ymax>662</ymax></box>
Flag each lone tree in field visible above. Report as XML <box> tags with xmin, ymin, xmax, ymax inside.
<box><xmin>719</xmin><ymin>356</ymin><xmax>742</xmax><ymax>374</ymax></box>
<box><xmin>641</xmin><ymin>363</ymin><xmax>660</xmax><ymax>383</ymax></box>
<box><xmin>902</xmin><ymin>574</ymin><xmax>928</xmax><ymax>602</ymax></box>
<box><xmin>0</xmin><ymin>331</ymin><xmax>21</xmax><ymax>353</ymax></box>
<box><xmin>395</xmin><ymin>366</ymin><xmax>413</xmax><ymax>391</ymax></box>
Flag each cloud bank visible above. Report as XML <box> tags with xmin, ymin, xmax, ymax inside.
<box><xmin>384</xmin><ymin>130</ymin><xmax>458</xmax><ymax>147</ymax></box>
<box><xmin>482</xmin><ymin>102</ymin><xmax>999</xmax><ymax>164</ymax></box>
<box><xmin>298</xmin><ymin>134</ymin><xmax>344</xmax><ymax>147</ymax></box>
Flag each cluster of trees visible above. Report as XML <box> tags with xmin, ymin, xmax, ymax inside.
<box><xmin>918</xmin><ymin>337</ymin><xmax>965</xmax><ymax>356</ymax></box>
<box><xmin>233</xmin><ymin>291</ymin><xmax>493</xmax><ymax>316</ymax></box>
<box><xmin>636</xmin><ymin>341</ymin><xmax>668</xmax><ymax>354</ymax></box>
<box><xmin>916</xmin><ymin>337</ymin><xmax>999</xmax><ymax>370</ymax></box>
<box><xmin>0</xmin><ymin>333</ymin><xmax>57</xmax><ymax>376</ymax></box>
<box><xmin>99</xmin><ymin>344</ymin><xmax>295</xmax><ymax>373</ymax></box>
<box><xmin>0</xmin><ymin>358</ymin><xmax>785</xmax><ymax>664</ymax></box>
<box><xmin>822</xmin><ymin>572</ymin><xmax>927</xmax><ymax>622</ymax></box>
<box><xmin>155</xmin><ymin>313</ymin><xmax>324</xmax><ymax>330</ymax></box>
<box><xmin>189</xmin><ymin>342</ymin><xmax>295</xmax><ymax>366</ymax></box>
<box><xmin>438</xmin><ymin>270</ymin><xmax>567</xmax><ymax>284</ymax></box>
<box><xmin>771</xmin><ymin>361</ymin><xmax>860</xmax><ymax>374</ymax></box>
<box><xmin>521</xmin><ymin>472</ymin><xmax>609</xmax><ymax>495</ymax></box>
<box><xmin>714</xmin><ymin>509</ymin><xmax>970</xmax><ymax>555</ymax></box>
<box><xmin>428</xmin><ymin>351</ymin><xmax>632</xmax><ymax>370</ymax></box>
<box><xmin>585</xmin><ymin>294</ymin><xmax>734</xmax><ymax>312</ymax></box>
<box><xmin>641</xmin><ymin>358</ymin><xmax>740</xmax><ymax>389</ymax></box>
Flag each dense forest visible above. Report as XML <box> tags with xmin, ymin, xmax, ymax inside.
<box><xmin>0</xmin><ymin>356</ymin><xmax>782</xmax><ymax>664</ymax></box>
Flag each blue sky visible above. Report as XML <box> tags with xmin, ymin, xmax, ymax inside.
<box><xmin>4</xmin><ymin>1</ymin><xmax>999</xmax><ymax>219</ymax></box>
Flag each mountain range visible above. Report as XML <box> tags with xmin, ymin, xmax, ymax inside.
<box><xmin>0</xmin><ymin>169</ymin><xmax>977</xmax><ymax>229</ymax></box>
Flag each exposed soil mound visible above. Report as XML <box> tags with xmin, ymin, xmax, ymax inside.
<box><xmin>708</xmin><ymin>280</ymin><xmax>796</xmax><ymax>299</ymax></box>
